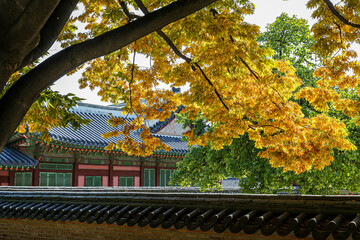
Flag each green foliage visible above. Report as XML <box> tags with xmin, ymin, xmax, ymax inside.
<box><xmin>6</xmin><ymin>57</ymin><xmax>90</xmax><ymax>141</ymax></box>
<box><xmin>258</xmin><ymin>13</ymin><xmax>319</xmax><ymax>118</ymax></box>
<box><xmin>172</xmin><ymin>13</ymin><xmax>360</xmax><ymax>194</ymax></box>
<box><xmin>171</xmin><ymin>133</ymin><xmax>360</xmax><ymax>194</ymax></box>
<box><xmin>176</xmin><ymin>111</ymin><xmax>207</xmax><ymax>138</ymax></box>
<box><xmin>21</xmin><ymin>89</ymin><xmax>90</xmax><ymax>142</ymax></box>
<box><xmin>258</xmin><ymin>13</ymin><xmax>317</xmax><ymax>87</ymax></box>
<box><xmin>37</xmin><ymin>90</ymin><xmax>90</xmax><ymax>130</ymax></box>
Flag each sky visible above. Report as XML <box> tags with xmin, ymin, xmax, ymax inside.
<box><xmin>51</xmin><ymin>0</ymin><xmax>314</xmax><ymax>105</ymax></box>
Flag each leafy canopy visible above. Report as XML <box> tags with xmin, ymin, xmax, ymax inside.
<box><xmin>5</xmin><ymin>0</ymin><xmax>360</xmax><ymax>174</ymax></box>
<box><xmin>172</xmin><ymin>13</ymin><xmax>360</xmax><ymax>193</ymax></box>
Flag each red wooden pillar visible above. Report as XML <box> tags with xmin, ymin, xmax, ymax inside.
<box><xmin>9</xmin><ymin>171</ymin><xmax>14</xmax><ymax>186</ymax></box>
<box><xmin>73</xmin><ymin>163</ymin><xmax>79</xmax><ymax>186</ymax></box>
<box><xmin>140</xmin><ymin>165</ymin><xmax>144</xmax><ymax>187</ymax></box>
<box><xmin>33</xmin><ymin>165</ymin><xmax>39</xmax><ymax>186</ymax></box>
<box><xmin>155</xmin><ymin>165</ymin><xmax>160</xmax><ymax>187</ymax></box>
<box><xmin>108</xmin><ymin>165</ymin><xmax>113</xmax><ymax>186</ymax></box>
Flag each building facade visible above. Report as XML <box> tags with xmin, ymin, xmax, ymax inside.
<box><xmin>2</xmin><ymin>103</ymin><xmax>188</xmax><ymax>187</ymax></box>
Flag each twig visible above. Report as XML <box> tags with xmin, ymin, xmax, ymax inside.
<box><xmin>214</xmin><ymin>4</ymin><xmax>293</xmax><ymax>127</ymax></box>
<box><xmin>333</xmin><ymin>21</ymin><xmax>343</xmax><ymax>45</ymax></box>
<box><xmin>256</xmin><ymin>124</ymin><xmax>284</xmax><ymax>131</ymax></box>
<box><xmin>118</xmin><ymin>1</ymin><xmax>140</xmax><ymax>22</ymax></box>
<box><xmin>129</xmin><ymin>45</ymin><xmax>139</xmax><ymax>118</ymax></box>
<box><xmin>238</xmin><ymin>54</ymin><xmax>287</xmax><ymax>104</ymax></box>
<box><xmin>323</xmin><ymin>0</ymin><xmax>360</xmax><ymax>29</ymax></box>
<box><xmin>132</xmin><ymin>0</ymin><xmax>229</xmax><ymax>111</ymax></box>
<box><xmin>331</xmin><ymin>48</ymin><xmax>342</xmax><ymax>59</ymax></box>
<box><xmin>238</xmin><ymin>56</ymin><xmax>260</xmax><ymax>80</ymax></box>
<box><xmin>193</xmin><ymin>62</ymin><xmax>229</xmax><ymax>110</ymax></box>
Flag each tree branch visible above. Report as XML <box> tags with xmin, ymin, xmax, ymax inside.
<box><xmin>132</xmin><ymin>0</ymin><xmax>193</xmax><ymax>63</ymax></box>
<box><xmin>238</xmin><ymin>54</ymin><xmax>288</xmax><ymax>106</ymax></box>
<box><xmin>238</xmin><ymin>56</ymin><xmax>260</xmax><ymax>80</ymax></box>
<box><xmin>333</xmin><ymin>21</ymin><xmax>343</xmax><ymax>45</ymax></box>
<box><xmin>7</xmin><ymin>0</ymin><xmax>60</xmax><ymax>52</ymax></box>
<box><xmin>129</xmin><ymin>45</ymin><xmax>139</xmax><ymax>118</ymax></box>
<box><xmin>194</xmin><ymin>62</ymin><xmax>229</xmax><ymax>110</ymax></box>
<box><xmin>133</xmin><ymin>0</ymin><xmax>229</xmax><ymax>110</ymax></box>
<box><xmin>0</xmin><ymin>0</ymin><xmax>31</xmax><ymax>35</ymax></box>
<box><xmin>0</xmin><ymin>0</ymin><xmax>60</xmax><ymax>90</ymax></box>
<box><xmin>0</xmin><ymin>0</ymin><xmax>218</xmax><ymax>151</ymax></box>
<box><xmin>20</xmin><ymin>0</ymin><xmax>79</xmax><ymax>69</ymax></box>
<box><xmin>323</xmin><ymin>0</ymin><xmax>360</xmax><ymax>29</ymax></box>
<box><xmin>119</xmin><ymin>1</ymin><xmax>140</xmax><ymax>22</ymax></box>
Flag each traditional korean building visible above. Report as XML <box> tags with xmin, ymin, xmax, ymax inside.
<box><xmin>0</xmin><ymin>147</ymin><xmax>38</xmax><ymax>186</ymax></box>
<box><xmin>3</xmin><ymin>103</ymin><xmax>188</xmax><ymax>187</ymax></box>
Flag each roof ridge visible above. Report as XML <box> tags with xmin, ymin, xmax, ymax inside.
<box><xmin>0</xmin><ymin>188</ymin><xmax>359</xmax><ymax>215</ymax></box>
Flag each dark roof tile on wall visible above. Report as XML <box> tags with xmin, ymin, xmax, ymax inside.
<box><xmin>0</xmin><ymin>147</ymin><xmax>38</xmax><ymax>168</ymax></box>
<box><xmin>0</xmin><ymin>188</ymin><xmax>359</xmax><ymax>239</ymax></box>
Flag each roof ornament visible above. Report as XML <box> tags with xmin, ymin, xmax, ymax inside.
<box><xmin>171</xmin><ymin>87</ymin><xmax>181</xmax><ymax>93</ymax></box>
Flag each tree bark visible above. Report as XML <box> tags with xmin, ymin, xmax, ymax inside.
<box><xmin>20</xmin><ymin>0</ymin><xmax>80</xmax><ymax>69</ymax></box>
<box><xmin>0</xmin><ymin>0</ymin><xmax>60</xmax><ymax>90</ymax></box>
<box><xmin>0</xmin><ymin>0</ymin><xmax>217</xmax><ymax>152</ymax></box>
<box><xmin>322</xmin><ymin>0</ymin><xmax>360</xmax><ymax>29</ymax></box>
<box><xmin>0</xmin><ymin>0</ymin><xmax>31</xmax><ymax>35</ymax></box>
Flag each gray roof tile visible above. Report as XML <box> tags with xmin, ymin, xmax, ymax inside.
<box><xmin>0</xmin><ymin>147</ymin><xmax>38</xmax><ymax>168</ymax></box>
<box><xmin>49</xmin><ymin>109</ymin><xmax>188</xmax><ymax>154</ymax></box>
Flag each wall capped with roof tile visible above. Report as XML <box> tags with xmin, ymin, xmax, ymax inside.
<box><xmin>0</xmin><ymin>218</ymin><xmax>309</xmax><ymax>240</ymax></box>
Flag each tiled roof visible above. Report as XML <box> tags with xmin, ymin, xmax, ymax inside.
<box><xmin>48</xmin><ymin>105</ymin><xmax>188</xmax><ymax>154</ymax></box>
<box><xmin>150</xmin><ymin>106</ymin><xmax>184</xmax><ymax>133</ymax></box>
<box><xmin>0</xmin><ymin>147</ymin><xmax>38</xmax><ymax>168</ymax></box>
<box><xmin>0</xmin><ymin>188</ymin><xmax>359</xmax><ymax>239</ymax></box>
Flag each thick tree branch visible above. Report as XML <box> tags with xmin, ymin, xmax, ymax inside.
<box><xmin>0</xmin><ymin>0</ymin><xmax>60</xmax><ymax>91</ymax></box>
<box><xmin>0</xmin><ymin>0</ymin><xmax>31</xmax><ymax>35</ymax></box>
<box><xmin>20</xmin><ymin>0</ymin><xmax>79</xmax><ymax>69</ymax></box>
<box><xmin>7</xmin><ymin>0</ymin><xmax>60</xmax><ymax>52</ymax></box>
<box><xmin>133</xmin><ymin>0</ymin><xmax>229</xmax><ymax>111</ymax></box>
<box><xmin>323</xmin><ymin>0</ymin><xmax>360</xmax><ymax>29</ymax></box>
<box><xmin>0</xmin><ymin>0</ymin><xmax>217</xmax><ymax>151</ymax></box>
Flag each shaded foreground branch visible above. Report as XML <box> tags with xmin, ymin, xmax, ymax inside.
<box><xmin>20</xmin><ymin>0</ymin><xmax>80</xmax><ymax>69</ymax></box>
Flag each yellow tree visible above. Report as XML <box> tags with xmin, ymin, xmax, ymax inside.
<box><xmin>1</xmin><ymin>0</ymin><xmax>359</xmax><ymax>173</ymax></box>
<box><xmin>0</xmin><ymin>0</ymin><xmax>216</xmax><ymax>149</ymax></box>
